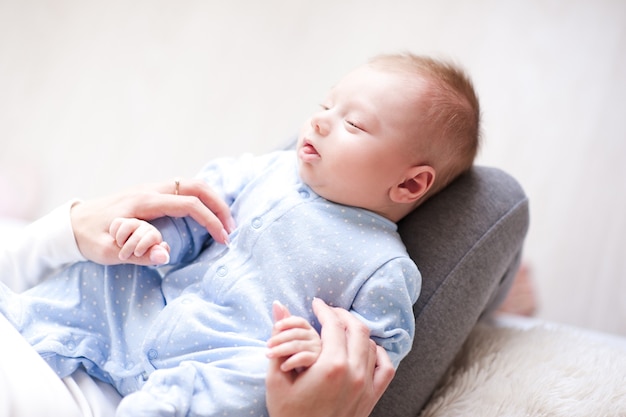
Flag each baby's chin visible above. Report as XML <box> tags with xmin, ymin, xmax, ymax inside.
<box><xmin>297</xmin><ymin>171</ymin><xmax>389</xmax><ymax>217</ymax></box>
<box><xmin>295</xmin><ymin>166</ymin><xmax>327</xmax><ymax>200</ymax></box>
<box><xmin>295</xmin><ymin>155</ymin><xmax>356</xmax><ymax>206</ymax></box>
<box><xmin>298</xmin><ymin>178</ymin><xmax>348</xmax><ymax>207</ymax></box>
<box><xmin>295</xmin><ymin>163</ymin><xmax>316</xmax><ymax>192</ymax></box>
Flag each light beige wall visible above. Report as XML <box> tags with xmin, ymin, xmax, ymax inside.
<box><xmin>1</xmin><ymin>0</ymin><xmax>625</xmax><ymax>335</ymax></box>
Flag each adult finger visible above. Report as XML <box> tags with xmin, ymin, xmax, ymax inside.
<box><xmin>175</xmin><ymin>179</ymin><xmax>236</xmax><ymax>233</ymax></box>
<box><xmin>337</xmin><ymin>309</ymin><xmax>394</xmax><ymax>400</ymax></box>
<box><xmin>332</xmin><ymin>307</ymin><xmax>372</xmax><ymax>369</ymax></box>
<box><xmin>312</xmin><ymin>298</ymin><xmax>348</xmax><ymax>362</ymax></box>
<box><xmin>128</xmin><ymin>191</ymin><xmax>229</xmax><ymax>245</ymax></box>
<box><xmin>147</xmin><ymin>243</ymin><xmax>171</xmax><ymax>266</ymax></box>
<box><xmin>265</xmin><ymin>355</ymin><xmax>295</xmax><ymax>417</ymax></box>
<box><xmin>372</xmin><ymin>345</ymin><xmax>395</xmax><ymax>398</ymax></box>
<box><xmin>144</xmin><ymin>179</ymin><xmax>235</xmax><ymax>235</ymax></box>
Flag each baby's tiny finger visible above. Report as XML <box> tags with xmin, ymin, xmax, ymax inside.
<box><xmin>133</xmin><ymin>225</ymin><xmax>163</xmax><ymax>257</ymax></box>
<box><xmin>109</xmin><ymin>218</ymin><xmax>123</xmax><ymax>240</ymax></box>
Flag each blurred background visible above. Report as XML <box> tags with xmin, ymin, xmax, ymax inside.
<box><xmin>1</xmin><ymin>0</ymin><xmax>624</xmax><ymax>335</ymax></box>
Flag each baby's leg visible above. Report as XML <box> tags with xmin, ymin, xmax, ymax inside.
<box><xmin>4</xmin><ymin>260</ymin><xmax>165</xmax><ymax>384</ymax></box>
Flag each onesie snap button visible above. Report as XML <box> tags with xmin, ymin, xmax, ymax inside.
<box><xmin>299</xmin><ymin>189</ymin><xmax>310</xmax><ymax>199</ymax></box>
<box><xmin>216</xmin><ymin>266</ymin><xmax>228</xmax><ymax>277</ymax></box>
<box><xmin>147</xmin><ymin>349</ymin><xmax>159</xmax><ymax>360</ymax></box>
<box><xmin>251</xmin><ymin>217</ymin><xmax>263</xmax><ymax>229</ymax></box>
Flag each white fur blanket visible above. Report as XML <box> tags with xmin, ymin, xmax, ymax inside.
<box><xmin>420</xmin><ymin>320</ymin><xmax>626</xmax><ymax>417</ymax></box>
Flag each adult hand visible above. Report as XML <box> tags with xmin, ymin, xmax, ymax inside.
<box><xmin>70</xmin><ymin>178</ymin><xmax>235</xmax><ymax>266</ymax></box>
<box><xmin>266</xmin><ymin>298</ymin><xmax>395</xmax><ymax>417</ymax></box>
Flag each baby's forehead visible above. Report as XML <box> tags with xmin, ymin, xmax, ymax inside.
<box><xmin>335</xmin><ymin>64</ymin><xmax>430</xmax><ymax>97</ymax></box>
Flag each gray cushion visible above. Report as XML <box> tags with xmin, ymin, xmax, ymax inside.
<box><xmin>371</xmin><ymin>166</ymin><xmax>529</xmax><ymax>416</ymax></box>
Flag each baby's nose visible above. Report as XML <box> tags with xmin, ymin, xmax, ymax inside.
<box><xmin>311</xmin><ymin>115</ymin><xmax>330</xmax><ymax>136</ymax></box>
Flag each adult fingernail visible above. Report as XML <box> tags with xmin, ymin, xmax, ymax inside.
<box><xmin>226</xmin><ymin>217</ymin><xmax>236</xmax><ymax>233</ymax></box>
<box><xmin>221</xmin><ymin>229</ymin><xmax>231</xmax><ymax>247</ymax></box>
<box><xmin>150</xmin><ymin>246</ymin><xmax>170</xmax><ymax>265</ymax></box>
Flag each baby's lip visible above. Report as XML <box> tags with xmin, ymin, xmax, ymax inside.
<box><xmin>303</xmin><ymin>140</ymin><xmax>319</xmax><ymax>155</ymax></box>
<box><xmin>300</xmin><ymin>139</ymin><xmax>320</xmax><ymax>159</ymax></box>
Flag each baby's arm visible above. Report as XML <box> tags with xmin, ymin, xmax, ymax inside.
<box><xmin>109</xmin><ymin>217</ymin><xmax>171</xmax><ymax>265</ymax></box>
<box><xmin>266</xmin><ymin>301</ymin><xmax>322</xmax><ymax>372</ymax></box>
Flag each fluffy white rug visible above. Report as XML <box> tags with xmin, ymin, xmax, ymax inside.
<box><xmin>420</xmin><ymin>320</ymin><xmax>626</xmax><ymax>417</ymax></box>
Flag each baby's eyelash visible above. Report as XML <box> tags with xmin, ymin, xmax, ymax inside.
<box><xmin>346</xmin><ymin>120</ymin><xmax>365</xmax><ymax>131</ymax></box>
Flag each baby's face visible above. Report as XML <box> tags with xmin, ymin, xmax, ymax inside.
<box><xmin>297</xmin><ymin>65</ymin><xmax>424</xmax><ymax>216</ymax></box>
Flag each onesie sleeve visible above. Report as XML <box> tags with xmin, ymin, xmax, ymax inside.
<box><xmin>349</xmin><ymin>256</ymin><xmax>421</xmax><ymax>368</ymax></box>
<box><xmin>195</xmin><ymin>151</ymin><xmax>285</xmax><ymax>205</ymax></box>
<box><xmin>150</xmin><ymin>216</ymin><xmax>210</xmax><ymax>265</ymax></box>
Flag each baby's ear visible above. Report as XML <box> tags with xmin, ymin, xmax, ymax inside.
<box><xmin>390</xmin><ymin>165</ymin><xmax>435</xmax><ymax>204</ymax></box>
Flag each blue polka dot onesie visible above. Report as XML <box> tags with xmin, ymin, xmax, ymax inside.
<box><xmin>0</xmin><ymin>150</ymin><xmax>420</xmax><ymax>417</ymax></box>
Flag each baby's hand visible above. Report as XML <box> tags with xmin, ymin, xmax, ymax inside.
<box><xmin>109</xmin><ymin>217</ymin><xmax>170</xmax><ymax>265</ymax></box>
<box><xmin>266</xmin><ymin>301</ymin><xmax>322</xmax><ymax>372</ymax></box>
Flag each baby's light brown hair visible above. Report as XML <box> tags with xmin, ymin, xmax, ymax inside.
<box><xmin>368</xmin><ymin>53</ymin><xmax>481</xmax><ymax>202</ymax></box>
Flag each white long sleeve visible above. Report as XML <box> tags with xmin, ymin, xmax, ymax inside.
<box><xmin>0</xmin><ymin>200</ymin><xmax>86</xmax><ymax>292</ymax></box>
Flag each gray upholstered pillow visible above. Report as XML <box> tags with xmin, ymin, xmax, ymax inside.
<box><xmin>372</xmin><ymin>166</ymin><xmax>529</xmax><ymax>416</ymax></box>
